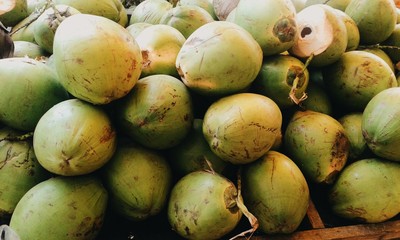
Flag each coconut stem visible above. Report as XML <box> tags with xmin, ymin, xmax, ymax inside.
<box><xmin>289</xmin><ymin>54</ymin><xmax>314</xmax><ymax>105</ymax></box>
<box><xmin>0</xmin><ymin>132</ymin><xmax>34</xmax><ymax>142</ymax></box>
<box><xmin>229</xmin><ymin>167</ymin><xmax>258</xmax><ymax>240</ymax></box>
<box><xmin>49</xmin><ymin>0</ymin><xmax>65</xmax><ymax>23</ymax></box>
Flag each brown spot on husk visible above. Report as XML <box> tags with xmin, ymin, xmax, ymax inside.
<box><xmin>273</xmin><ymin>17</ymin><xmax>297</xmax><ymax>43</ymax></box>
<box><xmin>100</xmin><ymin>126</ymin><xmax>116</xmax><ymax>143</ymax></box>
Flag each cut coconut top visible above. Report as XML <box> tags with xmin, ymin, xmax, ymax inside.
<box><xmin>0</xmin><ymin>0</ymin><xmax>16</xmax><ymax>15</ymax></box>
<box><xmin>291</xmin><ymin>5</ymin><xmax>334</xmax><ymax>57</ymax></box>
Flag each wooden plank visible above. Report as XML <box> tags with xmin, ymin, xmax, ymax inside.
<box><xmin>305</xmin><ymin>199</ymin><xmax>325</xmax><ymax>229</ymax></box>
<box><xmin>245</xmin><ymin>220</ymin><xmax>400</xmax><ymax>240</ymax></box>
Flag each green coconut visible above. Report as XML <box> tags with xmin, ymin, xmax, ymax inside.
<box><xmin>135</xmin><ymin>24</ymin><xmax>186</xmax><ymax>77</ymax></box>
<box><xmin>362</xmin><ymin>47</ymin><xmax>395</xmax><ymax>73</ymax></box>
<box><xmin>362</xmin><ymin>87</ymin><xmax>400</xmax><ymax>162</ymax></box>
<box><xmin>0</xmin><ymin>57</ymin><xmax>69</xmax><ymax>131</ymax></box>
<box><xmin>10</xmin><ymin>175</ymin><xmax>108</xmax><ymax>240</ymax></box>
<box><xmin>232</xmin><ymin>0</ymin><xmax>297</xmax><ymax>56</ymax></box>
<box><xmin>0</xmin><ymin>0</ymin><xmax>28</xmax><ymax>27</ymax></box>
<box><xmin>334</xmin><ymin>8</ymin><xmax>360</xmax><ymax>51</ymax></box>
<box><xmin>12</xmin><ymin>40</ymin><xmax>47</xmax><ymax>58</ymax></box>
<box><xmin>304</xmin><ymin>0</ymin><xmax>350</xmax><ymax>11</ymax></box>
<box><xmin>322</xmin><ymin>50</ymin><xmax>397</xmax><ymax>112</ymax></box>
<box><xmin>329</xmin><ymin>158</ymin><xmax>400</xmax><ymax>223</ymax></box>
<box><xmin>284</xmin><ymin>110</ymin><xmax>350</xmax><ymax>184</ymax></box>
<box><xmin>33</xmin><ymin>99</ymin><xmax>117</xmax><ymax>176</ymax></box>
<box><xmin>102</xmin><ymin>139</ymin><xmax>172</xmax><ymax>221</ymax></box>
<box><xmin>345</xmin><ymin>0</ymin><xmax>397</xmax><ymax>44</ymax></box>
<box><xmin>202</xmin><ymin>93</ymin><xmax>282</xmax><ymax>165</ymax></box>
<box><xmin>289</xmin><ymin>4</ymin><xmax>348</xmax><ymax>67</ymax></box>
<box><xmin>33</xmin><ymin>4</ymin><xmax>80</xmax><ymax>54</ymax></box>
<box><xmin>300</xmin><ymin>81</ymin><xmax>333</xmax><ymax>115</ymax></box>
<box><xmin>176</xmin><ymin>21</ymin><xmax>263</xmax><ymax>96</ymax></box>
<box><xmin>159</xmin><ymin>5</ymin><xmax>214</xmax><ymax>39</ymax></box>
<box><xmin>10</xmin><ymin>10</ymin><xmax>38</xmax><ymax>43</ymax></box>
<box><xmin>116</xmin><ymin>74</ymin><xmax>194</xmax><ymax>150</ymax></box>
<box><xmin>129</xmin><ymin>0</ymin><xmax>172</xmax><ymax>25</ymax></box>
<box><xmin>338</xmin><ymin>112</ymin><xmax>368</xmax><ymax>160</ymax></box>
<box><xmin>53</xmin><ymin>14</ymin><xmax>143</xmax><ymax>105</ymax></box>
<box><xmin>251</xmin><ymin>54</ymin><xmax>309</xmax><ymax>109</ymax></box>
<box><xmin>53</xmin><ymin>0</ymin><xmax>128</xmax><ymax>26</ymax></box>
<box><xmin>125</xmin><ymin>22</ymin><xmax>152</xmax><ymax>38</ymax></box>
<box><xmin>242</xmin><ymin>150</ymin><xmax>310</xmax><ymax>234</ymax></box>
<box><xmin>27</xmin><ymin>0</ymin><xmax>46</xmax><ymax>14</ymax></box>
<box><xmin>167</xmin><ymin>171</ymin><xmax>243</xmax><ymax>240</ymax></box>
<box><xmin>177</xmin><ymin>0</ymin><xmax>217</xmax><ymax>20</ymax></box>
<box><xmin>0</xmin><ymin>127</ymin><xmax>50</xmax><ymax>222</ymax></box>
<box><xmin>167</xmin><ymin>118</ymin><xmax>231</xmax><ymax>177</ymax></box>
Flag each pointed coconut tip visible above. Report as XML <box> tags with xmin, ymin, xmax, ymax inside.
<box><xmin>290</xmin><ymin>5</ymin><xmax>334</xmax><ymax>58</ymax></box>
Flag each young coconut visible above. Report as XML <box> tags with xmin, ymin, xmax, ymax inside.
<box><xmin>0</xmin><ymin>127</ymin><xmax>50</xmax><ymax>222</ymax></box>
<box><xmin>0</xmin><ymin>57</ymin><xmax>69</xmax><ymax>131</ymax></box>
<box><xmin>176</xmin><ymin>21</ymin><xmax>263</xmax><ymax>97</ymax></box>
<box><xmin>33</xmin><ymin>4</ymin><xmax>80</xmax><ymax>54</ymax></box>
<box><xmin>115</xmin><ymin>74</ymin><xmax>194</xmax><ymax>150</ymax></box>
<box><xmin>329</xmin><ymin>158</ymin><xmax>400</xmax><ymax>223</ymax></box>
<box><xmin>322</xmin><ymin>51</ymin><xmax>397</xmax><ymax>112</ymax></box>
<box><xmin>345</xmin><ymin>0</ymin><xmax>397</xmax><ymax>44</ymax></box>
<box><xmin>299</xmin><ymin>81</ymin><xmax>333</xmax><ymax>116</ymax></box>
<box><xmin>202</xmin><ymin>93</ymin><xmax>282</xmax><ymax>165</ymax></box>
<box><xmin>0</xmin><ymin>0</ymin><xmax>28</xmax><ymax>27</ymax></box>
<box><xmin>125</xmin><ymin>22</ymin><xmax>152</xmax><ymax>38</ymax></box>
<box><xmin>102</xmin><ymin>139</ymin><xmax>173</xmax><ymax>221</ymax></box>
<box><xmin>362</xmin><ymin>87</ymin><xmax>400</xmax><ymax>162</ymax></box>
<box><xmin>53</xmin><ymin>14</ymin><xmax>143</xmax><ymax>105</ymax></box>
<box><xmin>12</xmin><ymin>40</ymin><xmax>47</xmax><ymax>58</ymax></box>
<box><xmin>284</xmin><ymin>110</ymin><xmax>350</xmax><ymax>184</ymax></box>
<box><xmin>231</xmin><ymin>0</ymin><xmax>298</xmax><ymax>56</ymax></box>
<box><xmin>9</xmin><ymin>176</ymin><xmax>108</xmax><ymax>240</ymax></box>
<box><xmin>135</xmin><ymin>24</ymin><xmax>186</xmax><ymax>77</ymax></box>
<box><xmin>33</xmin><ymin>99</ymin><xmax>117</xmax><ymax>176</ymax></box>
<box><xmin>177</xmin><ymin>0</ymin><xmax>217</xmax><ymax>20</ymax></box>
<box><xmin>242</xmin><ymin>151</ymin><xmax>310</xmax><ymax>234</ymax></box>
<box><xmin>167</xmin><ymin>170</ymin><xmax>258</xmax><ymax>240</ymax></box>
<box><xmin>289</xmin><ymin>4</ymin><xmax>348</xmax><ymax>67</ymax></box>
<box><xmin>338</xmin><ymin>112</ymin><xmax>368</xmax><ymax>161</ymax></box>
<box><xmin>129</xmin><ymin>0</ymin><xmax>173</xmax><ymax>25</ymax></box>
<box><xmin>334</xmin><ymin>9</ymin><xmax>360</xmax><ymax>51</ymax></box>
<box><xmin>251</xmin><ymin>54</ymin><xmax>309</xmax><ymax>109</ymax></box>
<box><xmin>159</xmin><ymin>5</ymin><xmax>215</xmax><ymax>39</ymax></box>
<box><xmin>304</xmin><ymin>0</ymin><xmax>350</xmax><ymax>11</ymax></box>
<box><xmin>212</xmin><ymin>0</ymin><xmax>239</xmax><ymax>21</ymax></box>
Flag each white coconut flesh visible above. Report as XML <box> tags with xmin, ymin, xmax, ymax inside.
<box><xmin>0</xmin><ymin>0</ymin><xmax>16</xmax><ymax>14</ymax></box>
<box><xmin>291</xmin><ymin>5</ymin><xmax>334</xmax><ymax>58</ymax></box>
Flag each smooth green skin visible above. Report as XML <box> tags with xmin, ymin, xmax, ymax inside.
<box><xmin>53</xmin><ymin>14</ymin><xmax>142</xmax><ymax>105</ymax></box>
<box><xmin>334</xmin><ymin>9</ymin><xmax>360</xmax><ymax>51</ymax></box>
<box><xmin>345</xmin><ymin>0</ymin><xmax>397</xmax><ymax>44</ymax></box>
<box><xmin>329</xmin><ymin>158</ymin><xmax>400</xmax><ymax>223</ymax></box>
<box><xmin>0</xmin><ymin>57</ymin><xmax>69</xmax><ymax>131</ymax></box>
<box><xmin>33</xmin><ymin>5</ymin><xmax>80</xmax><ymax>54</ymax></box>
<box><xmin>251</xmin><ymin>54</ymin><xmax>309</xmax><ymax>109</ymax></box>
<box><xmin>103</xmin><ymin>140</ymin><xmax>172</xmax><ymax>221</ymax></box>
<box><xmin>168</xmin><ymin>171</ymin><xmax>242</xmax><ymax>240</ymax></box>
<box><xmin>0</xmin><ymin>127</ymin><xmax>50</xmax><ymax>221</ymax></box>
<box><xmin>10</xmin><ymin>12</ymin><xmax>37</xmax><ymax>43</ymax></box>
<box><xmin>0</xmin><ymin>0</ymin><xmax>28</xmax><ymax>27</ymax></box>
<box><xmin>10</xmin><ymin>176</ymin><xmax>108</xmax><ymax>240</ymax></box>
<box><xmin>33</xmin><ymin>99</ymin><xmax>117</xmax><ymax>176</ymax></box>
<box><xmin>232</xmin><ymin>0</ymin><xmax>297</xmax><ymax>56</ymax></box>
<box><xmin>53</xmin><ymin>0</ymin><xmax>128</xmax><ymax>26</ymax></box>
<box><xmin>203</xmin><ymin>93</ymin><xmax>282</xmax><ymax>165</ymax></box>
<box><xmin>176</xmin><ymin>21</ymin><xmax>263</xmax><ymax>96</ymax></box>
<box><xmin>304</xmin><ymin>0</ymin><xmax>350</xmax><ymax>11</ymax></box>
<box><xmin>160</xmin><ymin>5</ymin><xmax>214</xmax><ymax>39</ymax></box>
<box><xmin>125</xmin><ymin>22</ymin><xmax>152</xmax><ymax>38</ymax></box>
<box><xmin>300</xmin><ymin>81</ymin><xmax>333</xmax><ymax>116</ymax></box>
<box><xmin>177</xmin><ymin>0</ymin><xmax>217</xmax><ymax>20</ymax></box>
<box><xmin>338</xmin><ymin>112</ymin><xmax>367</xmax><ymax>160</ymax></box>
<box><xmin>129</xmin><ymin>0</ymin><xmax>173</xmax><ymax>25</ymax></box>
<box><xmin>323</xmin><ymin>51</ymin><xmax>397</xmax><ymax>112</ymax></box>
<box><xmin>290</xmin><ymin>4</ymin><xmax>348</xmax><ymax>67</ymax></box>
<box><xmin>12</xmin><ymin>40</ymin><xmax>47</xmax><ymax>58</ymax></box>
<box><xmin>284</xmin><ymin>110</ymin><xmax>350</xmax><ymax>184</ymax></box>
<box><xmin>243</xmin><ymin>151</ymin><xmax>310</xmax><ymax>234</ymax></box>
<box><xmin>362</xmin><ymin>87</ymin><xmax>400</xmax><ymax>162</ymax></box>
<box><xmin>167</xmin><ymin>119</ymin><xmax>230</xmax><ymax>177</ymax></box>
<box><xmin>382</xmin><ymin>24</ymin><xmax>400</xmax><ymax>63</ymax></box>
<box><xmin>116</xmin><ymin>74</ymin><xmax>194</xmax><ymax>150</ymax></box>
<box><xmin>135</xmin><ymin>24</ymin><xmax>186</xmax><ymax>77</ymax></box>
